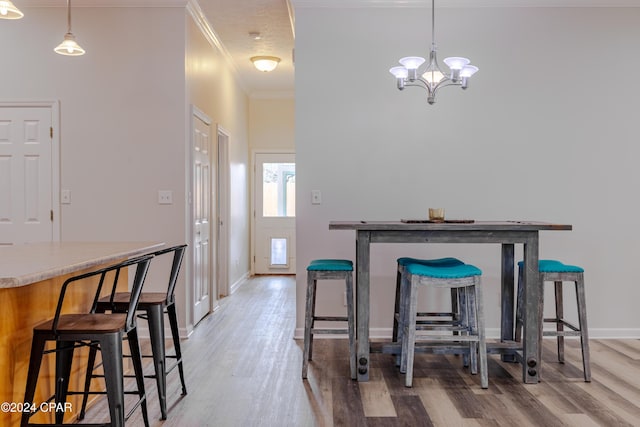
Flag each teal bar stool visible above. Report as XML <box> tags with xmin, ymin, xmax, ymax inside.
<box><xmin>302</xmin><ymin>259</ymin><xmax>356</xmax><ymax>380</ymax></box>
<box><xmin>393</xmin><ymin>257</ymin><xmax>465</xmax><ymax>343</ymax></box>
<box><xmin>515</xmin><ymin>260</ymin><xmax>591</xmax><ymax>382</ymax></box>
<box><xmin>399</xmin><ymin>262</ymin><xmax>487</xmax><ymax>388</ymax></box>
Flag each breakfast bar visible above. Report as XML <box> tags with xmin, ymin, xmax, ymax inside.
<box><xmin>329</xmin><ymin>220</ymin><xmax>572</xmax><ymax>384</ymax></box>
<box><xmin>0</xmin><ymin>241</ymin><xmax>163</xmax><ymax>426</ymax></box>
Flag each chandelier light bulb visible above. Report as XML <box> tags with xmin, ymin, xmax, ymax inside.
<box><xmin>443</xmin><ymin>57</ymin><xmax>470</xmax><ymax>70</ymax></box>
<box><xmin>398</xmin><ymin>56</ymin><xmax>425</xmax><ymax>70</ymax></box>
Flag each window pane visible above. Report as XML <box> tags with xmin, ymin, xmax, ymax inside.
<box><xmin>263</xmin><ymin>163</ymin><xmax>295</xmax><ymax>217</ymax></box>
<box><xmin>270</xmin><ymin>238</ymin><xmax>288</xmax><ymax>266</ymax></box>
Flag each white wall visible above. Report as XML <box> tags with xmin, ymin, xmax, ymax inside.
<box><xmin>294</xmin><ymin>6</ymin><xmax>640</xmax><ymax>338</ymax></box>
<box><xmin>186</xmin><ymin>14</ymin><xmax>252</xmax><ymax>304</ymax></box>
<box><xmin>0</xmin><ymin>6</ymin><xmax>252</xmax><ymax>335</ymax></box>
<box><xmin>249</xmin><ymin>98</ymin><xmax>295</xmax><ymax>151</ymax></box>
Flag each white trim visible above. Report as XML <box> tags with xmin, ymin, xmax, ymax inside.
<box><xmin>216</xmin><ymin>125</ymin><xmax>231</xmax><ymax>297</ymax></box>
<box><xmin>186</xmin><ymin>0</ymin><xmax>249</xmax><ymax>95</ymax></box>
<box><xmin>229</xmin><ymin>271</ymin><xmax>250</xmax><ymax>295</ymax></box>
<box><xmin>25</xmin><ymin>0</ymin><xmax>188</xmax><ymax>7</ymax></box>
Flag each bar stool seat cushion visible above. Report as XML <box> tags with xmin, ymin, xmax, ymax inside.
<box><xmin>405</xmin><ymin>263</ymin><xmax>482</xmax><ymax>279</ymax></box>
<box><xmin>397</xmin><ymin>257</ymin><xmax>464</xmax><ymax>268</ymax></box>
<box><xmin>307</xmin><ymin>260</ymin><xmax>353</xmax><ymax>271</ymax></box>
<box><xmin>517</xmin><ymin>259</ymin><xmax>584</xmax><ymax>273</ymax></box>
<box><xmin>310</xmin><ymin>259</ymin><xmax>353</xmax><ymax>266</ymax></box>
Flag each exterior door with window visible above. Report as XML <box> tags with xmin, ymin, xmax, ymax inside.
<box><xmin>254</xmin><ymin>153</ymin><xmax>295</xmax><ymax>274</ymax></box>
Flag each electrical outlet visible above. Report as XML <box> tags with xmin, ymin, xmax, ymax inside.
<box><xmin>158</xmin><ymin>190</ymin><xmax>173</xmax><ymax>205</ymax></box>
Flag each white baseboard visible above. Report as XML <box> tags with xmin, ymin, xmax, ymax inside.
<box><xmin>229</xmin><ymin>271</ymin><xmax>249</xmax><ymax>295</ymax></box>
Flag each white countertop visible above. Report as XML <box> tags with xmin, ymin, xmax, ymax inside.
<box><xmin>0</xmin><ymin>241</ymin><xmax>164</xmax><ymax>288</ymax></box>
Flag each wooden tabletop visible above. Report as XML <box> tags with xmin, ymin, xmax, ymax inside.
<box><xmin>329</xmin><ymin>220</ymin><xmax>572</xmax><ymax>231</ymax></box>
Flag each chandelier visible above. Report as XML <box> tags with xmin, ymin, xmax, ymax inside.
<box><xmin>389</xmin><ymin>0</ymin><xmax>478</xmax><ymax>105</ymax></box>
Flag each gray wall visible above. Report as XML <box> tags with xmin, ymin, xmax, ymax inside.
<box><xmin>295</xmin><ymin>6</ymin><xmax>640</xmax><ymax>338</ymax></box>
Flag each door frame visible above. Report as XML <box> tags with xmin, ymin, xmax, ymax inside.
<box><xmin>216</xmin><ymin>125</ymin><xmax>230</xmax><ymax>297</ymax></box>
<box><xmin>250</xmin><ymin>149</ymin><xmax>295</xmax><ymax>275</ymax></box>
<box><xmin>0</xmin><ymin>100</ymin><xmax>61</xmax><ymax>243</ymax></box>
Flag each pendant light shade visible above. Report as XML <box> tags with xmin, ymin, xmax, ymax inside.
<box><xmin>55</xmin><ymin>0</ymin><xmax>85</xmax><ymax>56</ymax></box>
<box><xmin>55</xmin><ymin>32</ymin><xmax>85</xmax><ymax>56</ymax></box>
<box><xmin>0</xmin><ymin>0</ymin><xmax>23</xmax><ymax>19</ymax></box>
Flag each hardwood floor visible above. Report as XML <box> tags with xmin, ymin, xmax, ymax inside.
<box><xmin>82</xmin><ymin>275</ymin><xmax>640</xmax><ymax>426</ymax></box>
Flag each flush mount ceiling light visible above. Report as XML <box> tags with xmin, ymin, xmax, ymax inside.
<box><xmin>389</xmin><ymin>0</ymin><xmax>478</xmax><ymax>105</ymax></box>
<box><xmin>0</xmin><ymin>0</ymin><xmax>24</xmax><ymax>19</ymax></box>
<box><xmin>54</xmin><ymin>0</ymin><xmax>85</xmax><ymax>56</ymax></box>
<box><xmin>251</xmin><ymin>56</ymin><xmax>281</xmax><ymax>72</ymax></box>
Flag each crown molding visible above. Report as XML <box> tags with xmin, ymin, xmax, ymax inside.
<box><xmin>23</xmin><ymin>0</ymin><xmax>188</xmax><ymax>7</ymax></box>
<box><xmin>290</xmin><ymin>0</ymin><xmax>640</xmax><ymax>7</ymax></box>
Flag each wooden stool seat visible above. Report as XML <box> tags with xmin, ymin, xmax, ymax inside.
<box><xmin>399</xmin><ymin>262</ymin><xmax>488</xmax><ymax>388</ymax></box>
<box><xmin>516</xmin><ymin>259</ymin><xmax>591</xmax><ymax>382</ymax></box>
<box><xmin>302</xmin><ymin>259</ymin><xmax>356</xmax><ymax>380</ymax></box>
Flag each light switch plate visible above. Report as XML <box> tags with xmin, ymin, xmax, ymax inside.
<box><xmin>311</xmin><ymin>190</ymin><xmax>321</xmax><ymax>205</ymax></box>
<box><xmin>61</xmin><ymin>189</ymin><xmax>71</xmax><ymax>204</ymax></box>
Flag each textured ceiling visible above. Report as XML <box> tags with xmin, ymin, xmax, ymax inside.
<box><xmin>197</xmin><ymin>0</ymin><xmax>295</xmax><ymax>97</ymax></box>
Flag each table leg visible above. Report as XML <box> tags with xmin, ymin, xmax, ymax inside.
<box><xmin>500</xmin><ymin>243</ymin><xmax>516</xmax><ymax>362</ymax></box>
<box><xmin>356</xmin><ymin>230</ymin><xmax>371</xmax><ymax>381</ymax></box>
<box><xmin>523</xmin><ymin>235</ymin><xmax>540</xmax><ymax>383</ymax></box>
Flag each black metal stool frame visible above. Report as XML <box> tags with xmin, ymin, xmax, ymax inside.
<box><xmin>21</xmin><ymin>254</ymin><xmax>154</xmax><ymax>427</ymax></box>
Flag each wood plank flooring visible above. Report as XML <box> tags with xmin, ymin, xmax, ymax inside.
<box><xmin>81</xmin><ymin>275</ymin><xmax>640</xmax><ymax>426</ymax></box>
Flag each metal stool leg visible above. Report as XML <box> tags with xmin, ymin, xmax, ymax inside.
<box><xmin>21</xmin><ymin>334</ymin><xmax>46</xmax><ymax>427</ymax></box>
<box><xmin>167</xmin><ymin>303</ymin><xmax>188</xmax><ymax>395</ymax></box>
<box><xmin>147</xmin><ymin>304</ymin><xmax>167</xmax><ymax>420</ymax></box>
<box><xmin>100</xmin><ymin>333</ymin><xmax>126</xmax><ymax>427</ymax></box>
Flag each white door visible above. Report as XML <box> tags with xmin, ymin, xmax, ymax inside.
<box><xmin>0</xmin><ymin>104</ymin><xmax>58</xmax><ymax>245</ymax></box>
<box><xmin>216</xmin><ymin>127</ymin><xmax>230</xmax><ymax>297</ymax></box>
<box><xmin>192</xmin><ymin>107</ymin><xmax>215</xmax><ymax>324</ymax></box>
<box><xmin>254</xmin><ymin>152</ymin><xmax>296</xmax><ymax>274</ymax></box>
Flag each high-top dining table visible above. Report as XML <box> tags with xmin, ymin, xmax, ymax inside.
<box><xmin>329</xmin><ymin>220</ymin><xmax>572</xmax><ymax>384</ymax></box>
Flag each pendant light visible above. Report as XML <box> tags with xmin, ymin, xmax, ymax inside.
<box><xmin>0</xmin><ymin>1</ymin><xmax>23</xmax><ymax>19</ymax></box>
<box><xmin>54</xmin><ymin>0</ymin><xmax>85</xmax><ymax>56</ymax></box>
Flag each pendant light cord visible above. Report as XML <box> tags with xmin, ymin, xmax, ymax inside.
<box><xmin>431</xmin><ymin>0</ymin><xmax>435</xmax><ymax>48</ymax></box>
<box><xmin>67</xmin><ymin>0</ymin><xmax>71</xmax><ymax>33</ymax></box>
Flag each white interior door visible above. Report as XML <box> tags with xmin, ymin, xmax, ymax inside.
<box><xmin>254</xmin><ymin>152</ymin><xmax>296</xmax><ymax>274</ymax></box>
<box><xmin>0</xmin><ymin>104</ymin><xmax>58</xmax><ymax>245</ymax></box>
<box><xmin>216</xmin><ymin>127</ymin><xmax>230</xmax><ymax>297</ymax></box>
<box><xmin>192</xmin><ymin>107</ymin><xmax>216</xmax><ymax>324</ymax></box>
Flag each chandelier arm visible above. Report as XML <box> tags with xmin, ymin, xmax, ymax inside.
<box><xmin>404</xmin><ymin>81</ymin><xmax>434</xmax><ymax>96</ymax></box>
